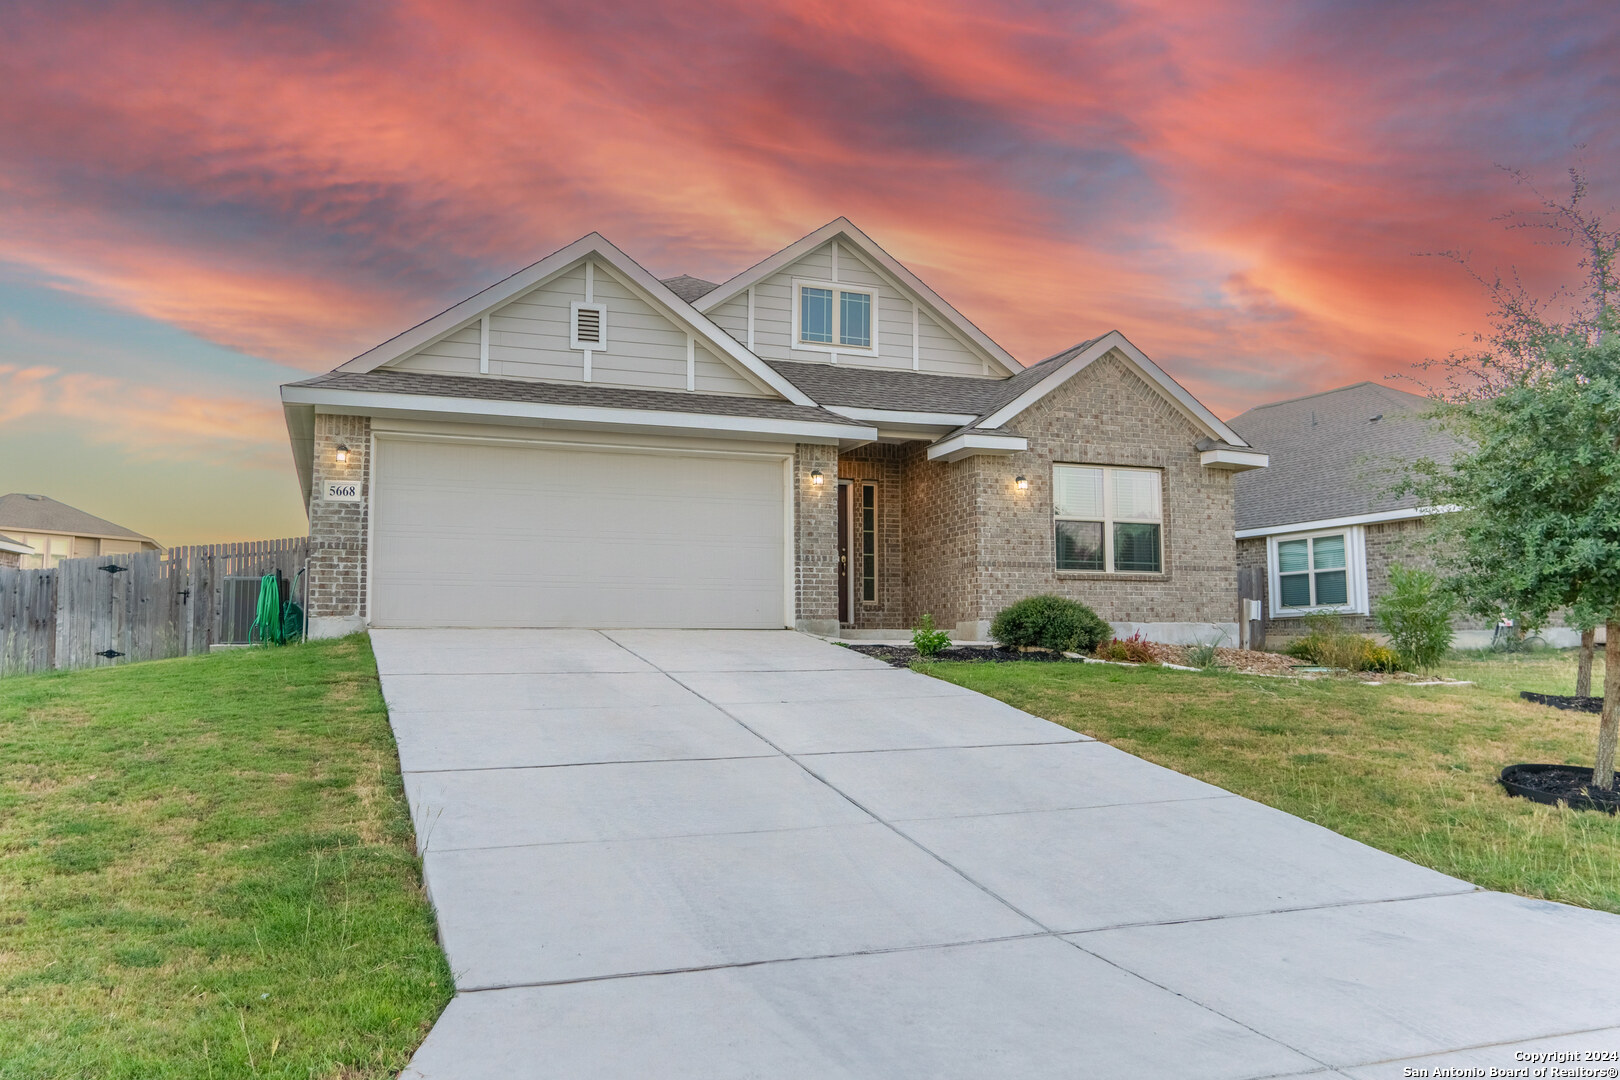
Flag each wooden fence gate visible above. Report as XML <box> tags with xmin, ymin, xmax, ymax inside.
<box><xmin>0</xmin><ymin>538</ymin><xmax>307</xmax><ymax>676</ymax></box>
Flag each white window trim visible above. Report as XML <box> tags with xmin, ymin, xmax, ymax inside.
<box><xmin>790</xmin><ymin>277</ymin><xmax>880</xmax><ymax>357</ymax></box>
<box><xmin>1053</xmin><ymin>464</ymin><xmax>1164</xmax><ymax>575</ymax></box>
<box><xmin>1266</xmin><ymin>525</ymin><xmax>1369</xmax><ymax>618</ymax></box>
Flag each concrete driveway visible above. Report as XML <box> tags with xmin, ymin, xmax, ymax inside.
<box><xmin>374</xmin><ymin>629</ymin><xmax>1620</xmax><ymax>1079</ymax></box>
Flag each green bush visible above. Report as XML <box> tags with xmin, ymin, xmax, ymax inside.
<box><xmin>1375</xmin><ymin>565</ymin><xmax>1457</xmax><ymax>671</ymax></box>
<box><xmin>910</xmin><ymin>613</ymin><xmax>952</xmax><ymax>658</ymax></box>
<box><xmin>991</xmin><ymin>595</ymin><xmax>1113</xmax><ymax>654</ymax></box>
<box><xmin>1185</xmin><ymin>641</ymin><xmax>1222</xmax><ymax>670</ymax></box>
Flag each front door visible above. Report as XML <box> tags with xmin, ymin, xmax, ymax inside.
<box><xmin>837</xmin><ymin>481</ymin><xmax>851</xmax><ymax>624</ymax></box>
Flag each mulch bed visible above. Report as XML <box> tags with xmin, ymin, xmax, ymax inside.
<box><xmin>1499</xmin><ymin>763</ymin><xmax>1620</xmax><ymax>813</ymax></box>
<box><xmin>1520</xmin><ymin>692</ymin><xmax>1603</xmax><ymax>713</ymax></box>
<box><xmin>846</xmin><ymin>644</ymin><xmax>1079</xmax><ymax>668</ymax></box>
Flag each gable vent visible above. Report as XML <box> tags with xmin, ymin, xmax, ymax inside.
<box><xmin>570</xmin><ymin>302</ymin><xmax>607</xmax><ymax>350</ymax></box>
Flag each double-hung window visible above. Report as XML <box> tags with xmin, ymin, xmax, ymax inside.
<box><xmin>794</xmin><ymin>280</ymin><xmax>876</xmax><ymax>354</ymax></box>
<box><xmin>1053</xmin><ymin>465</ymin><xmax>1163</xmax><ymax>573</ymax></box>
<box><xmin>1266</xmin><ymin>527</ymin><xmax>1368</xmax><ymax>616</ymax></box>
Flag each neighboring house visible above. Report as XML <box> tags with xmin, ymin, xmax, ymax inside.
<box><xmin>1227</xmin><ymin>382</ymin><xmax>1557</xmax><ymax>647</ymax></box>
<box><xmin>280</xmin><ymin>219</ymin><xmax>1266</xmax><ymax>641</ymax></box>
<box><xmin>0</xmin><ymin>494</ymin><xmax>161</xmax><ymax>570</ymax></box>
<box><xmin>0</xmin><ymin>532</ymin><xmax>32</xmax><ymax>569</ymax></box>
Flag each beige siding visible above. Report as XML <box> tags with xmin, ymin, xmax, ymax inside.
<box><xmin>742</xmin><ymin>240</ymin><xmax>998</xmax><ymax>377</ymax></box>
<box><xmin>389</xmin><ymin>259</ymin><xmax>763</xmax><ymax>396</ymax></box>
<box><xmin>710</xmin><ymin>294</ymin><xmax>749</xmax><ymax>345</ymax></box>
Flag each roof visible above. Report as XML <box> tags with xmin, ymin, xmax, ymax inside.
<box><xmin>660</xmin><ymin>275</ymin><xmax>718</xmax><ymax>303</ymax></box>
<box><xmin>0</xmin><ymin>493</ymin><xmax>155</xmax><ymax>543</ymax></box>
<box><xmin>765</xmin><ymin>360</ymin><xmax>1011</xmax><ymax>414</ymax></box>
<box><xmin>0</xmin><ymin>531</ymin><xmax>32</xmax><ymax>555</ymax></box>
<box><xmin>1226</xmin><ymin>381</ymin><xmax>1465</xmax><ymax>532</ymax></box>
<box><xmin>288</xmin><ymin>370</ymin><xmax>869</xmax><ymax>427</ymax></box>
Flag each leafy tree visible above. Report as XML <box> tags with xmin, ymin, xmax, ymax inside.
<box><xmin>1410</xmin><ymin>168</ymin><xmax>1620</xmax><ymax>791</ymax></box>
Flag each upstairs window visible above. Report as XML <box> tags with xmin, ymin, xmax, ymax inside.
<box><xmin>1053</xmin><ymin>465</ymin><xmax>1163</xmax><ymax>574</ymax></box>
<box><xmin>794</xmin><ymin>280</ymin><xmax>877</xmax><ymax>354</ymax></box>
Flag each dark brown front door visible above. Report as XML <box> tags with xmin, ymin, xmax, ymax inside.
<box><xmin>837</xmin><ymin>482</ymin><xmax>851</xmax><ymax>624</ymax></box>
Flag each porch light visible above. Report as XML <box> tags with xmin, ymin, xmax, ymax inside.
<box><xmin>1015</xmin><ymin>475</ymin><xmax>1029</xmax><ymax>491</ymax></box>
<box><xmin>810</xmin><ymin>469</ymin><xmax>824</xmax><ymax>486</ymax></box>
<box><xmin>335</xmin><ymin>444</ymin><xmax>349</xmax><ymax>464</ymax></box>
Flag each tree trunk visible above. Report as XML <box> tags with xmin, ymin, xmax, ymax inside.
<box><xmin>1577</xmin><ymin>628</ymin><xmax>1596</xmax><ymax>698</ymax></box>
<box><xmin>1596</xmin><ymin>622</ymin><xmax>1620</xmax><ymax>793</ymax></box>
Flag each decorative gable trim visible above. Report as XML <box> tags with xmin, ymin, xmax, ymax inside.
<box><xmin>693</xmin><ymin>218</ymin><xmax>1020</xmax><ymax>377</ymax></box>
<box><xmin>975</xmin><ymin>331</ymin><xmax>1251</xmax><ymax>448</ymax></box>
<box><xmin>337</xmin><ymin>233</ymin><xmax>816</xmax><ymax>407</ymax></box>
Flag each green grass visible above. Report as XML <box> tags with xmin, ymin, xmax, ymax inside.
<box><xmin>921</xmin><ymin>647</ymin><xmax>1620</xmax><ymax>914</ymax></box>
<box><xmin>0</xmin><ymin>637</ymin><xmax>451</xmax><ymax>1079</ymax></box>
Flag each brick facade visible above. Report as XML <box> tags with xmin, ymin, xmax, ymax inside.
<box><xmin>793</xmin><ymin>442</ymin><xmax>840</xmax><ymax>633</ymax></box>
<box><xmin>306</xmin><ymin>413</ymin><xmax>370</xmax><ymax>636</ymax></box>
<box><xmin>0</xmin><ymin>549</ymin><xmax>19</xmax><ymax>569</ymax></box>
<box><xmin>835</xmin><ymin>444</ymin><xmax>905</xmax><ymax>630</ymax></box>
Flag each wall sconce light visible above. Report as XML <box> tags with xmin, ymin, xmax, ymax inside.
<box><xmin>335</xmin><ymin>444</ymin><xmax>350</xmax><ymax>464</ymax></box>
<box><xmin>810</xmin><ymin>469</ymin><xmax>824</xmax><ymax>486</ymax></box>
<box><xmin>1015</xmin><ymin>475</ymin><xmax>1029</xmax><ymax>491</ymax></box>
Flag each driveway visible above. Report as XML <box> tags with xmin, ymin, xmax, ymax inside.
<box><xmin>375</xmin><ymin>629</ymin><xmax>1620</xmax><ymax>1078</ymax></box>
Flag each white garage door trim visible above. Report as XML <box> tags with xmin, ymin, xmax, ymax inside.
<box><xmin>367</xmin><ymin>430</ymin><xmax>794</xmax><ymax>628</ymax></box>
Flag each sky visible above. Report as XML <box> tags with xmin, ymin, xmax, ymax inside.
<box><xmin>0</xmin><ymin>0</ymin><xmax>1615</xmax><ymax>546</ymax></box>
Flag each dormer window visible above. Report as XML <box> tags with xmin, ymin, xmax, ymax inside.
<box><xmin>794</xmin><ymin>280</ymin><xmax>877</xmax><ymax>355</ymax></box>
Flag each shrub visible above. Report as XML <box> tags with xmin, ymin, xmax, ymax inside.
<box><xmin>990</xmin><ymin>595</ymin><xmax>1113</xmax><ymax>654</ymax></box>
<box><xmin>1283</xmin><ymin>612</ymin><xmax>1405</xmax><ymax>672</ymax></box>
<box><xmin>1095</xmin><ymin>632</ymin><xmax>1158</xmax><ymax>664</ymax></box>
<box><xmin>1375</xmin><ymin>565</ymin><xmax>1457</xmax><ymax>671</ymax></box>
<box><xmin>910</xmin><ymin>613</ymin><xmax>952</xmax><ymax>658</ymax></box>
<box><xmin>1185</xmin><ymin>641</ymin><xmax>1221</xmax><ymax>670</ymax></box>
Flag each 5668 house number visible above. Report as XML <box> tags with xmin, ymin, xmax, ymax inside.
<box><xmin>323</xmin><ymin>481</ymin><xmax>361</xmax><ymax>502</ymax></box>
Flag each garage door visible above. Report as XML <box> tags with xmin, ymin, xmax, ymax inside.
<box><xmin>371</xmin><ymin>437</ymin><xmax>788</xmax><ymax>628</ymax></box>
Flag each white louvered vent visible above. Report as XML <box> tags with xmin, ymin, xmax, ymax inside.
<box><xmin>570</xmin><ymin>302</ymin><xmax>607</xmax><ymax>350</ymax></box>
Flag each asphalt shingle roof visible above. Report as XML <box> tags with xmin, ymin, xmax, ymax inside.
<box><xmin>0</xmin><ymin>494</ymin><xmax>154</xmax><ymax>541</ymax></box>
<box><xmin>660</xmin><ymin>275</ymin><xmax>719</xmax><ymax>303</ymax></box>
<box><xmin>1226</xmin><ymin>382</ymin><xmax>1466</xmax><ymax>532</ymax></box>
<box><xmin>290</xmin><ymin>370</ymin><xmax>867</xmax><ymax>427</ymax></box>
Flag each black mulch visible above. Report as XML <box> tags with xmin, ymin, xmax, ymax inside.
<box><xmin>844</xmin><ymin>644</ymin><xmax>1082</xmax><ymax>668</ymax></box>
<box><xmin>1520</xmin><ymin>692</ymin><xmax>1603</xmax><ymax>713</ymax></box>
<box><xmin>1500</xmin><ymin>763</ymin><xmax>1620</xmax><ymax>813</ymax></box>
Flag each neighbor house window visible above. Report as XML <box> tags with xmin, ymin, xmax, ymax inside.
<box><xmin>19</xmin><ymin>534</ymin><xmax>72</xmax><ymax>570</ymax></box>
<box><xmin>861</xmin><ymin>484</ymin><xmax>877</xmax><ymax>602</ymax></box>
<box><xmin>794</xmin><ymin>280</ymin><xmax>877</xmax><ymax>353</ymax></box>
<box><xmin>1266</xmin><ymin>527</ymin><xmax>1369</xmax><ymax>617</ymax></box>
<box><xmin>1053</xmin><ymin>465</ymin><xmax>1162</xmax><ymax>573</ymax></box>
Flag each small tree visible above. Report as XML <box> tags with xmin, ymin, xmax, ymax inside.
<box><xmin>1410</xmin><ymin>167</ymin><xmax>1620</xmax><ymax>790</ymax></box>
<box><xmin>1375</xmin><ymin>565</ymin><xmax>1457</xmax><ymax>671</ymax></box>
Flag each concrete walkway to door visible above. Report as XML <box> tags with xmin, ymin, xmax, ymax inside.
<box><xmin>374</xmin><ymin>629</ymin><xmax>1620</xmax><ymax>1079</ymax></box>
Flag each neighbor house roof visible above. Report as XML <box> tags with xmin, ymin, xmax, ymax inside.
<box><xmin>288</xmin><ymin>370</ymin><xmax>869</xmax><ymax>428</ymax></box>
<box><xmin>0</xmin><ymin>532</ymin><xmax>33</xmax><ymax>556</ymax></box>
<box><xmin>1227</xmin><ymin>382</ymin><xmax>1466</xmax><ymax>534</ymax></box>
<box><xmin>0</xmin><ymin>494</ymin><xmax>156</xmax><ymax>543</ymax></box>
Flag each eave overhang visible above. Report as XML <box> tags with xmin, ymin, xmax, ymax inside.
<box><xmin>925</xmin><ymin>430</ymin><xmax>1029</xmax><ymax>463</ymax></box>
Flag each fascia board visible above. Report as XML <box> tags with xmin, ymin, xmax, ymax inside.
<box><xmin>826</xmin><ymin>406</ymin><xmax>980</xmax><ymax>426</ymax></box>
<box><xmin>1200</xmin><ymin>448</ymin><xmax>1270</xmax><ymax>471</ymax></box>
<box><xmin>925</xmin><ymin>431</ymin><xmax>1029</xmax><ymax>463</ymax></box>
<box><xmin>1234</xmin><ymin>505</ymin><xmax>1452</xmax><ymax>540</ymax></box>
<box><xmin>977</xmin><ymin>331</ymin><xmax>1249</xmax><ymax>447</ymax></box>
<box><xmin>695</xmin><ymin>218</ymin><xmax>1020</xmax><ymax>376</ymax></box>
<box><xmin>0</xmin><ymin>538</ymin><xmax>34</xmax><ymax>554</ymax></box>
<box><xmin>279</xmin><ymin>385</ymin><xmax>875</xmax><ymax>444</ymax></box>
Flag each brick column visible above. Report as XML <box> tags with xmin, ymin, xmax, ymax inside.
<box><xmin>307</xmin><ymin>414</ymin><xmax>370</xmax><ymax>639</ymax></box>
<box><xmin>793</xmin><ymin>442</ymin><xmax>839</xmax><ymax>635</ymax></box>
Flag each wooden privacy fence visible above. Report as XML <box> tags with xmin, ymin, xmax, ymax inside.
<box><xmin>0</xmin><ymin>538</ymin><xmax>308</xmax><ymax>676</ymax></box>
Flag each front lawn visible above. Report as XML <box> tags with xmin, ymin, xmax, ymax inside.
<box><xmin>0</xmin><ymin>637</ymin><xmax>450</xmax><ymax>1079</ymax></box>
<box><xmin>923</xmin><ymin>648</ymin><xmax>1620</xmax><ymax>914</ymax></box>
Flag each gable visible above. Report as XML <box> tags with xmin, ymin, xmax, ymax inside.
<box><xmin>389</xmin><ymin>258</ymin><xmax>766</xmax><ymax>397</ymax></box>
<box><xmin>697</xmin><ymin>220</ymin><xmax>1019</xmax><ymax>379</ymax></box>
<box><xmin>390</xmin><ymin>258</ymin><xmax>761</xmax><ymax>396</ymax></box>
